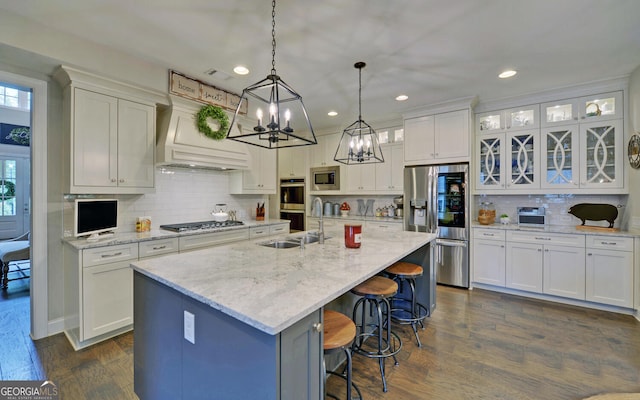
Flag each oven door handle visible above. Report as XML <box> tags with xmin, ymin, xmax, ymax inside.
<box><xmin>435</xmin><ymin>239</ymin><xmax>467</xmax><ymax>247</ymax></box>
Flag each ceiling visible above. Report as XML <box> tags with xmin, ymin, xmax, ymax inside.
<box><xmin>2</xmin><ymin>0</ymin><xmax>640</xmax><ymax>133</ymax></box>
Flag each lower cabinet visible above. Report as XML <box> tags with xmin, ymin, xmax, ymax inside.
<box><xmin>64</xmin><ymin>242</ymin><xmax>139</xmax><ymax>349</ymax></box>
<box><xmin>472</xmin><ymin>228</ymin><xmax>635</xmax><ymax>311</ymax></box>
<box><xmin>585</xmin><ymin>236</ymin><xmax>634</xmax><ymax>307</ymax></box>
<box><xmin>134</xmin><ymin>272</ymin><xmax>322</xmax><ymax>400</ymax></box>
<box><xmin>472</xmin><ymin>228</ymin><xmax>506</xmax><ymax>286</ymax></box>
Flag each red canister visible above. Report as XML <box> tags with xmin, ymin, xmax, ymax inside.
<box><xmin>344</xmin><ymin>224</ymin><xmax>362</xmax><ymax>248</ymax></box>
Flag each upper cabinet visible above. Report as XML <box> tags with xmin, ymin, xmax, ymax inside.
<box><xmin>404</xmin><ymin>109</ymin><xmax>471</xmax><ymax>165</ymax></box>
<box><xmin>278</xmin><ymin>145</ymin><xmax>308</xmax><ymax>178</ymax></box>
<box><xmin>309</xmin><ymin>133</ymin><xmax>340</xmax><ymax>168</ymax></box>
<box><xmin>55</xmin><ymin>66</ymin><xmax>159</xmax><ymax>194</ymax></box>
<box><xmin>229</xmin><ymin>145</ymin><xmax>277</xmax><ymax>194</ymax></box>
<box><xmin>375</xmin><ymin>143</ymin><xmax>404</xmax><ymax>193</ymax></box>
<box><xmin>541</xmin><ymin>91</ymin><xmax>622</xmax><ymax>127</ymax></box>
<box><xmin>476</xmin><ymin>104</ymin><xmax>540</xmax><ymax>133</ymax></box>
<box><xmin>475</xmin><ymin>89</ymin><xmax>626</xmax><ymax>194</ymax></box>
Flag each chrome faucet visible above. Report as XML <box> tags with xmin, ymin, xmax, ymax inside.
<box><xmin>313</xmin><ymin>197</ymin><xmax>325</xmax><ymax>244</ymax></box>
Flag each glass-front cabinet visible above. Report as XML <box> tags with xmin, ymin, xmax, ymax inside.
<box><xmin>506</xmin><ymin>131</ymin><xmax>538</xmax><ymax>189</ymax></box>
<box><xmin>477</xmin><ymin>134</ymin><xmax>504</xmax><ymax>190</ymax></box>
<box><xmin>476</xmin><ymin>104</ymin><xmax>539</xmax><ymax>133</ymax></box>
<box><xmin>579</xmin><ymin>120</ymin><xmax>623</xmax><ymax>189</ymax></box>
<box><xmin>541</xmin><ymin>125</ymin><xmax>579</xmax><ymax>189</ymax></box>
<box><xmin>541</xmin><ymin>91</ymin><xmax>622</xmax><ymax>128</ymax></box>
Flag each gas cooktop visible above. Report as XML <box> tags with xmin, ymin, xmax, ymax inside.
<box><xmin>159</xmin><ymin>220</ymin><xmax>244</xmax><ymax>232</ymax></box>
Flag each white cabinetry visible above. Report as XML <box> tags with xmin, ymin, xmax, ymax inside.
<box><xmin>178</xmin><ymin>229</ymin><xmax>250</xmax><ymax>252</ymax></box>
<box><xmin>375</xmin><ymin>143</ymin><xmax>403</xmax><ymax>193</ymax></box>
<box><xmin>278</xmin><ymin>146</ymin><xmax>308</xmax><ymax>178</ymax></box>
<box><xmin>345</xmin><ymin>163</ymin><xmax>376</xmax><ymax>192</ymax></box>
<box><xmin>475</xmin><ymin>90</ymin><xmax>626</xmax><ymax>194</ymax></box>
<box><xmin>365</xmin><ymin>220</ymin><xmax>403</xmax><ymax>232</ymax></box>
<box><xmin>139</xmin><ymin>238</ymin><xmax>179</xmax><ymax>259</ymax></box>
<box><xmin>229</xmin><ymin>145</ymin><xmax>277</xmax><ymax>194</ymax></box>
<box><xmin>310</xmin><ymin>134</ymin><xmax>341</xmax><ymax>167</ymax></box>
<box><xmin>54</xmin><ymin>66</ymin><xmax>158</xmax><ymax>195</ymax></box>
<box><xmin>71</xmin><ymin>88</ymin><xmax>155</xmax><ymax>193</ymax></box>
<box><xmin>472</xmin><ymin>228</ymin><xmax>506</xmax><ymax>286</ymax></box>
<box><xmin>404</xmin><ymin>109</ymin><xmax>470</xmax><ymax>165</ymax></box>
<box><xmin>585</xmin><ymin>235</ymin><xmax>634</xmax><ymax>307</ymax></box>
<box><xmin>506</xmin><ymin>231</ymin><xmax>585</xmax><ymax>297</ymax></box>
<box><xmin>64</xmin><ymin>242</ymin><xmax>139</xmax><ymax>349</ymax></box>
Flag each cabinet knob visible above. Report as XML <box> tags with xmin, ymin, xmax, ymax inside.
<box><xmin>119</xmin><ymin>179</ymin><xmax>124</xmax><ymax>183</ymax></box>
<box><xmin>312</xmin><ymin>322</ymin><xmax>323</xmax><ymax>333</ymax></box>
<box><xmin>587</xmin><ymin>253</ymin><xmax>593</xmax><ymax>256</ymax></box>
<box><xmin>111</xmin><ymin>178</ymin><xmax>117</xmax><ymax>183</ymax></box>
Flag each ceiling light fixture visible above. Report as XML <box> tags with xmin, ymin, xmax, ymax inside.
<box><xmin>395</xmin><ymin>94</ymin><xmax>408</xmax><ymax>101</ymax></box>
<box><xmin>233</xmin><ymin>65</ymin><xmax>250</xmax><ymax>75</ymax></box>
<box><xmin>334</xmin><ymin>62</ymin><xmax>384</xmax><ymax>165</ymax></box>
<box><xmin>328</xmin><ymin>111</ymin><xmax>338</xmax><ymax>117</ymax></box>
<box><xmin>498</xmin><ymin>69</ymin><xmax>517</xmax><ymax>79</ymax></box>
<box><xmin>226</xmin><ymin>0</ymin><xmax>317</xmax><ymax>149</ymax></box>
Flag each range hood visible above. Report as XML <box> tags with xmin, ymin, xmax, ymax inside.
<box><xmin>156</xmin><ymin>96</ymin><xmax>250</xmax><ymax>170</ymax></box>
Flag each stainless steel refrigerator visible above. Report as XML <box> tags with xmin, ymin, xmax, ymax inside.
<box><xmin>404</xmin><ymin>163</ymin><xmax>469</xmax><ymax>288</ymax></box>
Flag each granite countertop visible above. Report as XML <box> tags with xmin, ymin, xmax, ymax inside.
<box><xmin>130</xmin><ymin>226</ymin><xmax>435</xmax><ymax>335</ymax></box>
<box><xmin>63</xmin><ymin>219</ymin><xmax>292</xmax><ymax>250</ymax></box>
<box><xmin>471</xmin><ymin>221</ymin><xmax>639</xmax><ymax>238</ymax></box>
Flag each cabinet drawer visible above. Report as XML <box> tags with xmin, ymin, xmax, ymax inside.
<box><xmin>179</xmin><ymin>229</ymin><xmax>250</xmax><ymax>252</ymax></box>
<box><xmin>269</xmin><ymin>224</ymin><xmax>289</xmax><ymax>235</ymax></box>
<box><xmin>586</xmin><ymin>235</ymin><xmax>633</xmax><ymax>251</ymax></box>
<box><xmin>83</xmin><ymin>243</ymin><xmax>138</xmax><ymax>267</ymax></box>
<box><xmin>139</xmin><ymin>238</ymin><xmax>179</xmax><ymax>259</ymax></box>
<box><xmin>250</xmin><ymin>226</ymin><xmax>270</xmax><ymax>238</ymax></box>
<box><xmin>507</xmin><ymin>231</ymin><xmax>584</xmax><ymax>247</ymax></box>
<box><xmin>366</xmin><ymin>221</ymin><xmax>403</xmax><ymax>232</ymax></box>
<box><xmin>473</xmin><ymin>228</ymin><xmax>505</xmax><ymax>241</ymax></box>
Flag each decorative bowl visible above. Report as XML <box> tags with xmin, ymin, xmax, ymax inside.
<box><xmin>340</xmin><ymin>210</ymin><xmax>349</xmax><ymax>217</ymax></box>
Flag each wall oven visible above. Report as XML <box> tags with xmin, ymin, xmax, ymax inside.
<box><xmin>280</xmin><ymin>178</ymin><xmax>305</xmax><ymax>232</ymax></box>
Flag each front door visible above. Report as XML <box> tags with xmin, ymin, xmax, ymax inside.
<box><xmin>0</xmin><ymin>156</ymin><xmax>29</xmax><ymax>239</ymax></box>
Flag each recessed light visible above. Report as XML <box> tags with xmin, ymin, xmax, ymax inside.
<box><xmin>498</xmin><ymin>70</ymin><xmax>517</xmax><ymax>79</ymax></box>
<box><xmin>233</xmin><ymin>65</ymin><xmax>250</xmax><ymax>75</ymax></box>
<box><xmin>395</xmin><ymin>94</ymin><xmax>408</xmax><ymax>101</ymax></box>
<box><xmin>327</xmin><ymin>111</ymin><xmax>338</xmax><ymax>117</ymax></box>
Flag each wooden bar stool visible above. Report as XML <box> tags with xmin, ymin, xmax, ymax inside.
<box><xmin>323</xmin><ymin>309</ymin><xmax>363</xmax><ymax>400</ymax></box>
<box><xmin>385</xmin><ymin>261</ymin><xmax>429</xmax><ymax>347</ymax></box>
<box><xmin>351</xmin><ymin>276</ymin><xmax>402</xmax><ymax>393</ymax></box>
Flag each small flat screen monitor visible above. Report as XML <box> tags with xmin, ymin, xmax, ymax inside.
<box><xmin>74</xmin><ymin>199</ymin><xmax>118</xmax><ymax>239</ymax></box>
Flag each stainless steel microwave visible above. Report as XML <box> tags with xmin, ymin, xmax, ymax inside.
<box><xmin>311</xmin><ymin>166</ymin><xmax>340</xmax><ymax>191</ymax></box>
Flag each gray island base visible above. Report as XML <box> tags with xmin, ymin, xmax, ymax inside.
<box><xmin>131</xmin><ymin>228</ymin><xmax>435</xmax><ymax>400</ymax></box>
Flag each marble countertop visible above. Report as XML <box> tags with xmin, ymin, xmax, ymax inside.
<box><xmin>64</xmin><ymin>219</ymin><xmax>291</xmax><ymax>250</ymax></box>
<box><xmin>130</xmin><ymin>226</ymin><xmax>435</xmax><ymax>335</ymax></box>
<box><xmin>308</xmin><ymin>215</ymin><xmax>403</xmax><ymax>223</ymax></box>
<box><xmin>472</xmin><ymin>221</ymin><xmax>639</xmax><ymax>238</ymax></box>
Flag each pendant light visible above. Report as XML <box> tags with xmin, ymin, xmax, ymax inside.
<box><xmin>334</xmin><ymin>62</ymin><xmax>384</xmax><ymax>164</ymax></box>
<box><xmin>226</xmin><ymin>0</ymin><xmax>317</xmax><ymax>149</ymax></box>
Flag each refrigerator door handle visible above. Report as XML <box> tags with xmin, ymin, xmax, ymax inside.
<box><xmin>435</xmin><ymin>239</ymin><xmax>468</xmax><ymax>247</ymax></box>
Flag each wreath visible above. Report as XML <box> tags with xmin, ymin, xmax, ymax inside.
<box><xmin>196</xmin><ymin>105</ymin><xmax>229</xmax><ymax>141</ymax></box>
<box><xmin>0</xmin><ymin>180</ymin><xmax>15</xmax><ymax>199</ymax></box>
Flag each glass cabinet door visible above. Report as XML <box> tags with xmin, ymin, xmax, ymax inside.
<box><xmin>507</xmin><ymin>131</ymin><xmax>537</xmax><ymax>189</ymax></box>
<box><xmin>476</xmin><ymin>112</ymin><xmax>503</xmax><ymax>133</ymax></box>
<box><xmin>579</xmin><ymin>91</ymin><xmax>622</xmax><ymax>123</ymax></box>
<box><xmin>541</xmin><ymin>100</ymin><xmax>578</xmax><ymax>127</ymax></box>
<box><xmin>541</xmin><ymin>125</ymin><xmax>578</xmax><ymax>189</ymax></box>
<box><xmin>476</xmin><ymin>134</ymin><xmax>504</xmax><ymax>190</ymax></box>
<box><xmin>580</xmin><ymin>120</ymin><xmax>623</xmax><ymax>189</ymax></box>
<box><xmin>504</xmin><ymin>105</ymin><xmax>539</xmax><ymax>131</ymax></box>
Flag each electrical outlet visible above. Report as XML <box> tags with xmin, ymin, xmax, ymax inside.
<box><xmin>184</xmin><ymin>311</ymin><xmax>195</xmax><ymax>344</ymax></box>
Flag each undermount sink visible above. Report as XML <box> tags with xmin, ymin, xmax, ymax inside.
<box><xmin>258</xmin><ymin>240</ymin><xmax>300</xmax><ymax>249</ymax></box>
<box><xmin>258</xmin><ymin>233</ymin><xmax>331</xmax><ymax>249</ymax></box>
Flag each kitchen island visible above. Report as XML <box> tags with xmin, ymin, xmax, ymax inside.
<box><xmin>131</xmin><ymin>226</ymin><xmax>436</xmax><ymax>400</ymax></box>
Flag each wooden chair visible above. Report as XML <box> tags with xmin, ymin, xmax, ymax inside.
<box><xmin>0</xmin><ymin>231</ymin><xmax>30</xmax><ymax>289</ymax></box>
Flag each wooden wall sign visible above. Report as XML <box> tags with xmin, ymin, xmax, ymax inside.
<box><xmin>169</xmin><ymin>70</ymin><xmax>247</xmax><ymax>115</ymax></box>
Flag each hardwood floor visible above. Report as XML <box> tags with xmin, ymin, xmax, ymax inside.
<box><xmin>1</xmin><ymin>284</ymin><xmax>639</xmax><ymax>399</ymax></box>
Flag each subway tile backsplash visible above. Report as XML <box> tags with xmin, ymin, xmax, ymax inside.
<box><xmin>474</xmin><ymin>194</ymin><xmax>628</xmax><ymax>229</ymax></box>
<box><xmin>63</xmin><ymin>168</ymin><xmax>268</xmax><ymax>235</ymax></box>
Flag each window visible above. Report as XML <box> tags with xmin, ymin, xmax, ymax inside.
<box><xmin>0</xmin><ymin>160</ymin><xmax>17</xmax><ymax>217</ymax></box>
<box><xmin>0</xmin><ymin>85</ymin><xmax>31</xmax><ymax>111</ymax></box>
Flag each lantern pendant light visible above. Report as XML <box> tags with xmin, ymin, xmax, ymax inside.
<box><xmin>226</xmin><ymin>0</ymin><xmax>317</xmax><ymax>149</ymax></box>
<box><xmin>334</xmin><ymin>62</ymin><xmax>384</xmax><ymax>164</ymax></box>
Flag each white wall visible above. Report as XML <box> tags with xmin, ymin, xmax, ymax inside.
<box><xmin>626</xmin><ymin>65</ymin><xmax>640</xmax><ymax>229</ymax></box>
